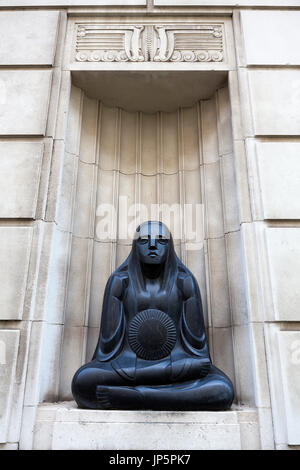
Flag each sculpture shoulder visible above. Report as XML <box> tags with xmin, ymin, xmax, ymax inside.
<box><xmin>176</xmin><ymin>268</ymin><xmax>198</xmax><ymax>301</ymax></box>
<box><xmin>106</xmin><ymin>271</ymin><xmax>129</xmax><ymax>300</ymax></box>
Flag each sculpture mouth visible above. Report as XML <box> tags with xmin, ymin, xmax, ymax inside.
<box><xmin>148</xmin><ymin>252</ymin><xmax>157</xmax><ymax>257</ymax></box>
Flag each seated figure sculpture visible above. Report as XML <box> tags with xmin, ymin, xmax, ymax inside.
<box><xmin>72</xmin><ymin>221</ymin><xmax>234</xmax><ymax>410</ymax></box>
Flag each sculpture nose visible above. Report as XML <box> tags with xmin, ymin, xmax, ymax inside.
<box><xmin>149</xmin><ymin>237</ymin><xmax>157</xmax><ymax>249</ymax></box>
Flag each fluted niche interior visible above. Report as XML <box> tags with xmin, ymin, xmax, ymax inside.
<box><xmin>58</xmin><ymin>77</ymin><xmax>251</xmax><ymax>407</ymax></box>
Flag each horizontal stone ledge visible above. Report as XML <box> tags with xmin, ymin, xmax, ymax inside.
<box><xmin>0</xmin><ymin>1</ymin><xmax>147</xmax><ymax>6</ymax></box>
<box><xmin>1</xmin><ymin>0</ymin><xmax>299</xmax><ymax>6</ymax></box>
<box><xmin>36</xmin><ymin>401</ymin><xmax>257</xmax><ymax>424</ymax></box>
<box><xmin>69</xmin><ymin>62</ymin><xmax>233</xmax><ymax>73</ymax></box>
<box><xmin>154</xmin><ymin>0</ymin><xmax>300</xmax><ymax>6</ymax></box>
<box><xmin>33</xmin><ymin>402</ymin><xmax>260</xmax><ymax>450</ymax></box>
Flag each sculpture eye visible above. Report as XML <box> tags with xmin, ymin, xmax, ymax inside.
<box><xmin>158</xmin><ymin>238</ymin><xmax>168</xmax><ymax>245</ymax></box>
<box><xmin>138</xmin><ymin>236</ymin><xmax>148</xmax><ymax>244</ymax></box>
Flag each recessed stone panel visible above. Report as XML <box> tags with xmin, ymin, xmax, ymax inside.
<box><xmin>0</xmin><ymin>330</ymin><xmax>20</xmax><ymax>443</ymax></box>
<box><xmin>43</xmin><ymin>228</ymin><xmax>71</xmax><ymax>324</ymax></box>
<box><xmin>248</xmin><ymin>70</ymin><xmax>300</xmax><ymax>136</ymax></box>
<box><xmin>207</xmin><ymin>238</ymin><xmax>231</xmax><ymax>328</ymax></box>
<box><xmin>217</xmin><ymin>86</ymin><xmax>233</xmax><ymax>156</ymax></box>
<box><xmin>0</xmin><ymin>227</ymin><xmax>33</xmax><ymax>320</ymax></box>
<box><xmin>204</xmin><ymin>162</ymin><xmax>224</xmax><ymax>238</ymax></box>
<box><xmin>241</xmin><ymin>11</ymin><xmax>300</xmax><ymax>65</ymax></box>
<box><xmin>0</xmin><ymin>70</ymin><xmax>52</xmax><ymax>135</ymax></box>
<box><xmin>266</xmin><ymin>228</ymin><xmax>300</xmax><ymax>321</ymax></box>
<box><xmin>256</xmin><ymin>142</ymin><xmax>300</xmax><ymax>219</ymax></box>
<box><xmin>0</xmin><ymin>142</ymin><xmax>43</xmax><ymax>218</ymax></box>
<box><xmin>212</xmin><ymin>327</ymin><xmax>235</xmax><ymax>386</ymax></box>
<box><xmin>278</xmin><ymin>331</ymin><xmax>300</xmax><ymax>445</ymax></box>
<box><xmin>38</xmin><ymin>323</ymin><xmax>63</xmax><ymax>403</ymax></box>
<box><xmin>0</xmin><ymin>11</ymin><xmax>59</xmax><ymax>65</ymax></box>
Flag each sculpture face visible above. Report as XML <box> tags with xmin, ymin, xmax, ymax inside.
<box><xmin>135</xmin><ymin>221</ymin><xmax>170</xmax><ymax>265</ymax></box>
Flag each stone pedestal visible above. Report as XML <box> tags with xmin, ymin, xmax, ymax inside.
<box><xmin>32</xmin><ymin>402</ymin><xmax>260</xmax><ymax>450</ymax></box>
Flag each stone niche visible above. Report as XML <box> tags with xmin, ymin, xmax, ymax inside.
<box><xmin>58</xmin><ymin>72</ymin><xmax>250</xmax><ymax>401</ymax></box>
<box><xmin>56</xmin><ymin>16</ymin><xmax>253</xmax><ymax>402</ymax></box>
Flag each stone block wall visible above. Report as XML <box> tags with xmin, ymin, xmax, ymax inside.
<box><xmin>0</xmin><ymin>9</ymin><xmax>69</xmax><ymax>450</ymax></box>
<box><xmin>235</xmin><ymin>9</ymin><xmax>300</xmax><ymax>449</ymax></box>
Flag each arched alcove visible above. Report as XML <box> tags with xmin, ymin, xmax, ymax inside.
<box><xmin>57</xmin><ymin>72</ymin><xmax>252</xmax><ymax>407</ymax></box>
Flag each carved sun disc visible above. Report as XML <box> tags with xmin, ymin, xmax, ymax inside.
<box><xmin>128</xmin><ymin>309</ymin><xmax>177</xmax><ymax>360</ymax></box>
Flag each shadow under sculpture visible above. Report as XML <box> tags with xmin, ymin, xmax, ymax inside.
<box><xmin>72</xmin><ymin>221</ymin><xmax>234</xmax><ymax>411</ymax></box>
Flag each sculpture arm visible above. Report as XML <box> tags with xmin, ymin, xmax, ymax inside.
<box><xmin>167</xmin><ymin>273</ymin><xmax>211</xmax><ymax>381</ymax></box>
<box><xmin>179</xmin><ymin>274</ymin><xmax>211</xmax><ymax>375</ymax></box>
<box><xmin>93</xmin><ymin>274</ymin><xmax>126</xmax><ymax>362</ymax></box>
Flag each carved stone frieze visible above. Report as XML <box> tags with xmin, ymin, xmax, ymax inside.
<box><xmin>75</xmin><ymin>23</ymin><xmax>224</xmax><ymax>63</ymax></box>
<box><xmin>152</xmin><ymin>25</ymin><xmax>223</xmax><ymax>62</ymax></box>
<box><xmin>75</xmin><ymin>25</ymin><xmax>145</xmax><ymax>62</ymax></box>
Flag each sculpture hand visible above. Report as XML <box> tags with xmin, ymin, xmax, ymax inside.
<box><xmin>171</xmin><ymin>349</ymin><xmax>211</xmax><ymax>381</ymax></box>
<box><xmin>196</xmin><ymin>357</ymin><xmax>211</xmax><ymax>377</ymax></box>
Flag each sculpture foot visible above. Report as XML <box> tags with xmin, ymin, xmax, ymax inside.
<box><xmin>95</xmin><ymin>386</ymin><xmax>114</xmax><ymax>409</ymax></box>
<box><xmin>96</xmin><ymin>385</ymin><xmax>144</xmax><ymax>410</ymax></box>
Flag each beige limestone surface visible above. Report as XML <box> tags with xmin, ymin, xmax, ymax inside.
<box><xmin>256</xmin><ymin>142</ymin><xmax>300</xmax><ymax>220</ymax></box>
<box><xmin>32</xmin><ymin>402</ymin><xmax>260</xmax><ymax>450</ymax></box>
<box><xmin>1</xmin><ymin>3</ymin><xmax>300</xmax><ymax>452</ymax></box>
<box><xmin>0</xmin><ymin>227</ymin><xmax>33</xmax><ymax>320</ymax></box>
<box><xmin>154</xmin><ymin>0</ymin><xmax>300</xmax><ymax>5</ymax></box>
<box><xmin>0</xmin><ymin>11</ymin><xmax>59</xmax><ymax>65</ymax></box>
<box><xmin>1</xmin><ymin>0</ymin><xmax>296</xmax><ymax>5</ymax></box>
<box><xmin>240</xmin><ymin>11</ymin><xmax>300</xmax><ymax>65</ymax></box>
<box><xmin>266</xmin><ymin>228</ymin><xmax>300</xmax><ymax>322</ymax></box>
<box><xmin>248</xmin><ymin>69</ymin><xmax>300</xmax><ymax>136</ymax></box>
<box><xmin>0</xmin><ymin>330</ymin><xmax>20</xmax><ymax>443</ymax></box>
<box><xmin>0</xmin><ymin>70</ymin><xmax>52</xmax><ymax>135</ymax></box>
<box><xmin>0</xmin><ymin>142</ymin><xmax>43</xmax><ymax>218</ymax></box>
<box><xmin>278</xmin><ymin>331</ymin><xmax>300</xmax><ymax>445</ymax></box>
<box><xmin>0</xmin><ymin>0</ymin><xmax>146</xmax><ymax>5</ymax></box>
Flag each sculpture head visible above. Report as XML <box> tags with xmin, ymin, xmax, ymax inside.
<box><xmin>119</xmin><ymin>220</ymin><xmax>178</xmax><ymax>291</ymax></box>
<box><xmin>135</xmin><ymin>220</ymin><xmax>170</xmax><ymax>266</ymax></box>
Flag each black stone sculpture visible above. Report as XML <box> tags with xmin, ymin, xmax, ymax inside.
<box><xmin>72</xmin><ymin>221</ymin><xmax>234</xmax><ymax>410</ymax></box>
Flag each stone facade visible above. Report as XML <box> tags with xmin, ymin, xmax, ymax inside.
<box><xmin>0</xmin><ymin>1</ymin><xmax>300</xmax><ymax>451</ymax></box>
